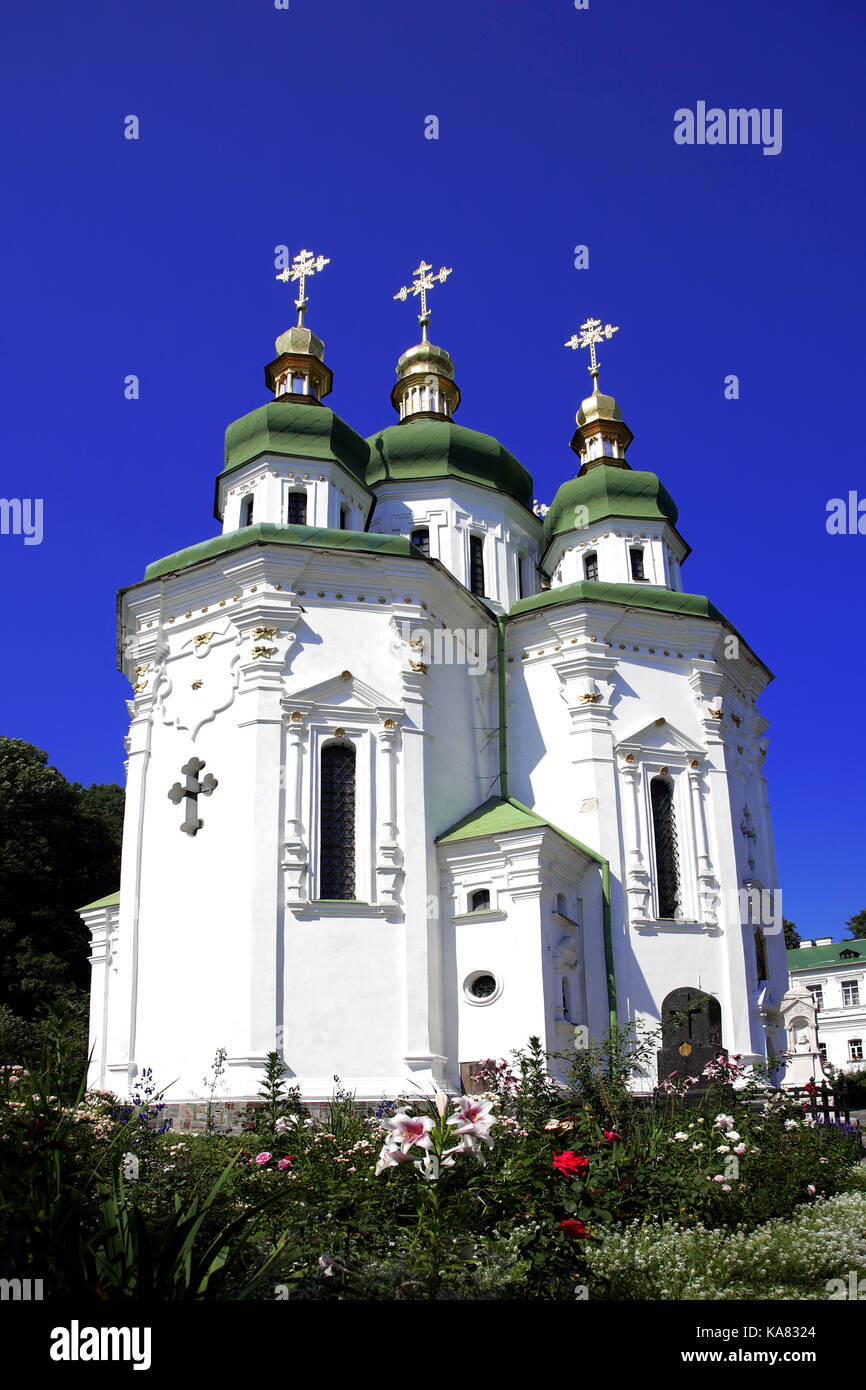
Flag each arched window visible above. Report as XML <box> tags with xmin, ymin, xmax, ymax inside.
<box><xmin>469</xmin><ymin>535</ymin><xmax>485</xmax><ymax>597</ymax></box>
<box><xmin>319</xmin><ymin>742</ymin><xmax>355</xmax><ymax>900</ymax></box>
<box><xmin>651</xmin><ymin>776</ymin><xmax>679</xmax><ymax>919</ymax></box>
<box><xmin>292</xmin><ymin>373</ymin><xmax>305</xmax><ymax>394</ymax></box>
<box><xmin>584</xmin><ymin>552</ymin><xmax>598</xmax><ymax>581</ymax></box>
<box><xmin>411</xmin><ymin>527</ymin><xmax>430</xmax><ymax>556</ymax></box>
<box><xmin>630</xmin><ymin>547</ymin><xmax>646</xmax><ymax>581</ymax></box>
<box><xmin>555</xmin><ymin>892</ymin><xmax>567</xmax><ymax>917</ymax></box>
<box><xmin>241</xmin><ymin>495</ymin><xmax>254</xmax><ymax>527</ymax></box>
<box><xmin>469</xmin><ymin>888</ymin><xmax>490</xmax><ymax>913</ymax></box>
<box><xmin>287</xmin><ymin>491</ymin><xmax>307</xmax><ymax>525</ymax></box>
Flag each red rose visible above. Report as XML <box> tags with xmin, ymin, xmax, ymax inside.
<box><xmin>559</xmin><ymin>1218</ymin><xmax>591</xmax><ymax>1239</ymax></box>
<box><xmin>552</xmin><ymin>1151</ymin><xmax>589</xmax><ymax>1178</ymax></box>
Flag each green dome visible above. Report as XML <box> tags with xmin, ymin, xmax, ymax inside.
<box><xmin>366</xmin><ymin>417</ymin><xmax>534</xmax><ymax>508</ymax></box>
<box><xmin>222</xmin><ymin>398</ymin><xmax>370</xmax><ymax>485</ymax></box>
<box><xmin>542</xmin><ymin>464</ymin><xmax>679</xmax><ymax>547</ymax></box>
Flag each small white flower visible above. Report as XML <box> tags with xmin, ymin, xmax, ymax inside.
<box><xmin>691</xmin><ymin>1142</ymin><xmax>703</xmax><ymax>1151</ymax></box>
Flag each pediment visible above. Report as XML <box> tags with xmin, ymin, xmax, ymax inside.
<box><xmin>283</xmin><ymin>671</ymin><xmax>402</xmax><ymax>722</ymax></box>
<box><xmin>615</xmin><ymin>716</ymin><xmax>704</xmax><ymax>759</ymax></box>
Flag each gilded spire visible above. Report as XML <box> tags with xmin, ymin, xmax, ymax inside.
<box><xmin>565</xmin><ymin>317</ymin><xmax>620</xmax><ymax>395</ymax></box>
<box><xmin>394</xmin><ymin>259</ymin><xmax>453</xmax><ymax>343</ymax></box>
<box><xmin>276</xmin><ymin>248</ymin><xmax>331</xmax><ymax>327</ymax></box>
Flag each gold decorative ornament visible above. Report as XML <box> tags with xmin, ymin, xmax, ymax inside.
<box><xmin>580</xmin><ymin>693</ymin><xmax>602</xmax><ymax>704</ymax></box>
<box><xmin>191</xmin><ymin>680</ymin><xmax>203</xmax><ymax>691</ymax></box>
<box><xmin>689</xmin><ymin>759</ymin><xmax>700</xmax><ymax>769</ymax></box>
<box><xmin>252</xmin><ymin>626</ymin><xmax>277</xmax><ymax>641</ymax></box>
<box><xmin>135</xmin><ymin>663</ymin><xmax>150</xmax><ymax>676</ymax></box>
<box><xmin>564</xmin><ymin>316</ymin><xmax>620</xmax><ymax>392</ymax></box>
<box><xmin>709</xmin><ymin>708</ymin><xmax>723</xmax><ymax>720</ymax></box>
<box><xmin>655</xmin><ymin>717</ymin><xmax>665</xmax><ymax>726</ymax></box>
<box><xmin>193</xmin><ymin>632</ymin><xmax>215</xmax><ymax>648</ymax></box>
<box><xmin>250</xmin><ymin>645</ymin><xmax>277</xmax><ymax>659</ymax></box>
<box><xmin>394</xmin><ymin>258</ymin><xmax>453</xmax><ymax>342</ymax></box>
<box><xmin>679</xmin><ymin>1042</ymin><xmax>692</xmax><ymax>1057</ymax></box>
<box><xmin>625</xmin><ymin>753</ymin><xmax>635</xmax><ymax>763</ymax></box>
<box><xmin>290</xmin><ymin>711</ymin><xmax>302</xmax><ymax>722</ymax></box>
<box><xmin>659</xmin><ymin>765</ymin><xmax>669</xmax><ymax>776</ymax></box>
<box><xmin>275</xmin><ymin>247</ymin><xmax>330</xmax><ymax>327</ymax></box>
<box><xmin>383</xmin><ymin>718</ymin><xmax>395</xmax><ymax>730</ymax></box>
<box><xmin>409</xmin><ymin>660</ymin><xmax>429</xmax><ymax>673</ymax></box>
<box><xmin>334</xmin><ymin>727</ymin><xmax>346</xmax><ymax>738</ymax></box>
<box><xmin>185</xmin><ymin>612</ymin><xmax>192</xmax><ymax>618</ymax></box>
<box><xmin>340</xmin><ymin>670</ymin><xmax>352</xmax><ymax>681</ymax></box>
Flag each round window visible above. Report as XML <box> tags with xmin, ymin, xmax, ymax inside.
<box><xmin>464</xmin><ymin>971</ymin><xmax>500</xmax><ymax>1003</ymax></box>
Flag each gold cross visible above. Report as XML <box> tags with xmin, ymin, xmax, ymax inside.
<box><xmin>394</xmin><ymin>259</ymin><xmax>452</xmax><ymax>341</ymax></box>
<box><xmin>565</xmin><ymin>317</ymin><xmax>620</xmax><ymax>391</ymax></box>
<box><xmin>276</xmin><ymin>248</ymin><xmax>330</xmax><ymax>325</ymax></box>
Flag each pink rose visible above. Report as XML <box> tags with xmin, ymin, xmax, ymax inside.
<box><xmin>255</xmin><ymin>1151</ymin><xmax>272</xmax><ymax>1166</ymax></box>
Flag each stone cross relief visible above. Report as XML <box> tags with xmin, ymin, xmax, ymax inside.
<box><xmin>168</xmin><ymin>757</ymin><xmax>218</xmax><ymax>836</ymax></box>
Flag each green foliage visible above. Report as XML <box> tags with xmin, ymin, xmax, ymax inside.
<box><xmin>0</xmin><ymin>738</ymin><xmax>123</xmax><ymax>1027</ymax></box>
<box><xmin>2</xmin><ymin>1036</ymin><xmax>863</xmax><ymax>1300</ymax></box>
<box><xmin>845</xmin><ymin>908</ymin><xmax>866</xmax><ymax>939</ymax></box>
<box><xmin>783</xmin><ymin>917</ymin><xmax>800</xmax><ymax>949</ymax></box>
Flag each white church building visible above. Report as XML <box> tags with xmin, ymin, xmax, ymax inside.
<box><xmin>81</xmin><ymin>255</ymin><xmax>788</xmax><ymax>1109</ymax></box>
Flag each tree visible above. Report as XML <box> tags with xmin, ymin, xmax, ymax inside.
<box><xmin>0</xmin><ymin>738</ymin><xmax>124</xmax><ymax>1021</ymax></box>
<box><xmin>845</xmin><ymin>909</ymin><xmax>866</xmax><ymax>940</ymax></box>
<box><xmin>782</xmin><ymin>918</ymin><xmax>800</xmax><ymax>950</ymax></box>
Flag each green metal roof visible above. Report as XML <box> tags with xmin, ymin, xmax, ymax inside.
<box><xmin>542</xmin><ymin>465</ymin><xmax>680</xmax><ymax>547</ymax></box>
<box><xmin>143</xmin><ymin>523</ymin><xmax>424</xmax><ymax>580</ymax></box>
<box><xmin>221</xmin><ymin>399</ymin><xmax>370</xmax><ymax>485</ymax></box>
<box><xmin>787</xmin><ymin>941</ymin><xmax>865</xmax><ymax>971</ymax></box>
<box><xmin>367</xmin><ymin>417</ymin><xmax>534</xmax><ymax>508</ymax></box>
<box><xmin>436</xmin><ymin>795</ymin><xmax>596</xmax><ymax>862</ymax></box>
<box><xmin>508</xmin><ymin>580</ymin><xmax>771</xmax><ymax>679</ymax></box>
<box><xmin>511</xmin><ymin>579</ymin><xmax>723</xmax><ymax>621</ymax></box>
<box><xmin>78</xmin><ymin>889</ymin><xmax>120</xmax><ymax>912</ymax></box>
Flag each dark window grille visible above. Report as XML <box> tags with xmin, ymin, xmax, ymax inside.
<box><xmin>584</xmin><ymin>552</ymin><xmax>598</xmax><ymax>581</ymax></box>
<box><xmin>470</xmin><ymin>889</ymin><xmax>490</xmax><ymax>912</ymax></box>
<box><xmin>288</xmin><ymin>492</ymin><xmax>307</xmax><ymax>525</ymax></box>
<box><xmin>630</xmin><ymin>547</ymin><xmax>645</xmax><ymax>581</ymax></box>
<box><xmin>469</xmin><ymin>974</ymin><xmax>497</xmax><ymax>999</ymax></box>
<box><xmin>242</xmin><ymin>495</ymin><xmax>254</xmax><ymax>527</ymax></box>
<box><xmin>469</xmin><ymin>535</ymin><xmax>485</xmax><ymax>596</ymax></box>
<box><xmin>651</xmin><ymin>776</ymin><xmax>680</xmax><ymax>919</ymax></box>
<box><xmin>319</xmin><ymin>743</ymin><xmax>355</xmax><ymax>900</ymax></box>
<box><xmin>411</xmin><ymin>527</ymin><xmax>430</xmax><ymax>556</ymax></box>
<box><xmin>754</xmin><ymin>928</ymin><xmax>769</xmax><ymax>982</ymax></box>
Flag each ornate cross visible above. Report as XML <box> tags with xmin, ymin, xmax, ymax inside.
<box><xmin>565</xmin><ymin>317</ymin><xmax>620</xmax><ymax>391</ymax></box>
<box><xmin>276</xmin><ymin>248</ymin><xmax>330</xmax><ymax>326</ymax></box>
<box><xmin>394</xmin><ymin>259</ymin><xmax>452</xmax><ymax>341</ymax></box>
<box><xmin>168</xmin><ymin>757</ymin><xmax>218</xmax><ymax>837</ymax></box>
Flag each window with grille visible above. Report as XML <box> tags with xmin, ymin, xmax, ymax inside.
<box><xmin>584</xmin><ymin>552</ymin><xmax>598</xmax><ymax>581</ymax></box>
<box><xmin>319</xmin><ymin>742</ymin><xmax>356</xmax><ymax>900</ymax></box>
<box><xmin>630</xmin><ymin>547</ymin><xmax>645</xmax><ymax>581</ymax></box>
<box><xmin>469</xmin><ymin>889</ymin><xmax>490</xmax><ymax>912</ymax></box>
<box><xmin>808</xmin><ymin>984</ymin><xmax>824</xmax><ymax>1012</ymax></box>
<box><xmin>842</xmin><ymin>980</ymin><xmax>861</xmax><ymax>1007</ymax></box>
<box><xmin>242</xmin><ymin>495</ymin><xmax>254</xmax><ymax>527</ymax></box>
<box><xmin>849</xmin><ymin>1038</ymin><xmax>863</xmax><ymax>1061</ymax></box>
<box><xmin>469</xmin><ymin>535</ymin><xmax>485</xmax><ymax>596</ymax></box>
<box><xmin>754</xmin><ymin>927</ymin><xmax>769</xmax><ymax>982</ymax></box>
<box><xmin>651</xmin><ymin>776</ymin><xmax>680</xmax><ymax>919</ymax></box>
<box><xmin>288</xmin><ymin>491</ymin><xmax>307</xmax><ymax>525</ymax></box>
<box><xmin>411</xmin><ymin>527</ymin><xmax>430</xmax><ymax>556</ymax></box>
<box><xmin>818</xmin><ymin>1042</ymin><xmax>827</xmax><ymax>1061</ymax></box>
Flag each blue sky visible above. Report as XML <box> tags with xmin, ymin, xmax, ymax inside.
<box><xmin>1</xmin><ymin>0</ymin><xmax>863</xmax><ymax>939</ymax></box>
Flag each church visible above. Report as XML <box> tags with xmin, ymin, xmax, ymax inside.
<box><xmin>81</xmin><ymin>251</ymin><xmax>788</xmax><ymax>1110</ymax></box>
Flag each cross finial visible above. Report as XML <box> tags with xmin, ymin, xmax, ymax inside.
<box><xmin>394</xmin><ymin>259</ymin><xmax>452</xmax><ymax>342</ymax></box>
<box><xmin>565</xmin><ymin>317</ymin><xmax>620</xmax><ymax>393</ymax></box>
<box><xmin>276</xmin><ymin>248</ymin><xmax>331</xmax><ymax>327</ymax></box>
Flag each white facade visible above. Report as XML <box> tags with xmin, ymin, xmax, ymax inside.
<box><xmin>84</xmin><ymin>322</ymin><xmax>788</xmax><ymax>1106</ymax></box>
<box><xmin>787</xmin><ymin>939</ymin><xmax>866</xmax><ymax>1074</ymax></box>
